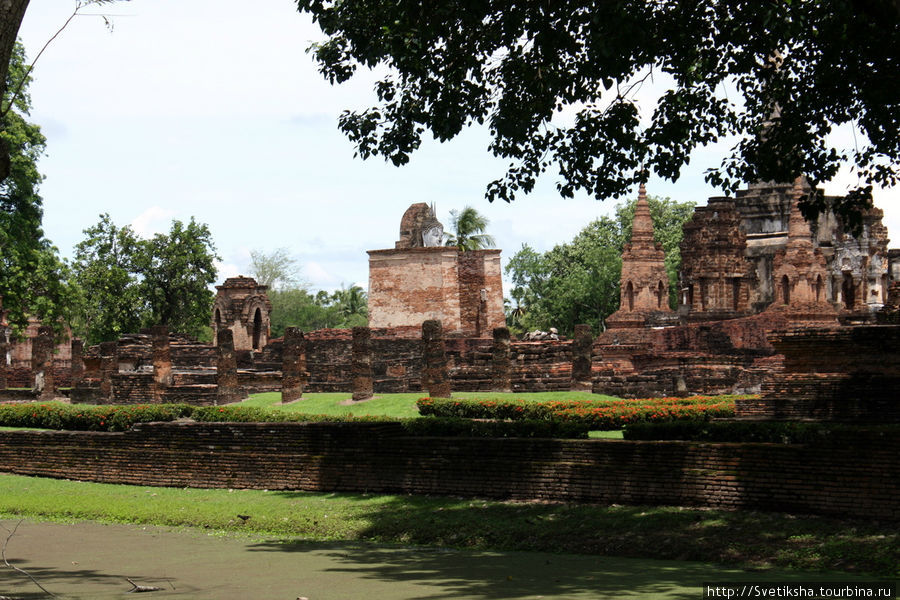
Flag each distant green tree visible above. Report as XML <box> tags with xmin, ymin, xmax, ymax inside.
<box><xmin>71</xmin><ymin>215</ymin><xmax>219</xmax><ymax>343</ymax></box>
<box><xmin>444</xmin><ymin>206</ymin><xmax>496</xmax><ymax>251</ymax></box>
<box><xmin>506</xmin><ymin>195</ymin><xmax>694</xmax><ymax>335</ymax></box>
<box><xmin>136</xmin><ymin>218</ymin><xmax>219</xmax><ymax>340</ymax></box>
<box><xmin>269</xmin><ymin>283</ymin><xmax>368</xmax><ymax>336</ymax></box>
<box><xmin>248</xmin><ymin>247</ymin><xmax>302</xmax><ymax>290</ymax></box>
<box><xmin>0</xmin><ymin>41</ymin><xmax>75</xmax><ymax>336</ymax></box>
<box><xmin>70</xmin><ymin>214</ymin><xmax>144</xmax><ymax>345</ymax></box>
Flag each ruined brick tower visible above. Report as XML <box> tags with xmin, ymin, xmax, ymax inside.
<box><xmin>368</xmin><ymin>203</ymin><xmax>505</xmax><ymax>337</ymax></box>
<box><xmin>606</xmin><ymin>184</ymin><xmax>673</xmax><ymax>329</ymax></box>
<box><xmin>765</xmin><ymin>178</ymin><xmax>837</xmax><ymax>323</ymax></box>
<box><xmin>212</xmin><ymin>276</ymin><xmax>272</xmax><ymax>351</ymax></box>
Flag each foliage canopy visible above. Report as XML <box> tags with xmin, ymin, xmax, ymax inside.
<box><xmin>71</xmin><ymin>214</ymin><xmax>219</xmax><ymax>344</ymax></box>
<box><xmin>0</xmin><ymin>42</ymin><xmax>75</xmax><ymax>336</ymax></box>
<box><xmin>299</xmin><ymin>0</ymin><xmax>899</xmax><ymax>226</ymax></box>
<box><xmin>443</xmin><ymin>205</ymin><xmax>496</xmax><ymax>250</ymax></box>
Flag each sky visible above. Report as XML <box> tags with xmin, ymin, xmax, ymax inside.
<box><xmin>16</xmin><ymin>0</ymin><xmax>900</xmax><ymax>294</ymax></box>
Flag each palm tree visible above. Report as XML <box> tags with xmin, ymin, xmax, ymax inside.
<box><xmin>444</xmin><ymin>206</ymin><xmax>496</xmax><ymax>251</ymax></box>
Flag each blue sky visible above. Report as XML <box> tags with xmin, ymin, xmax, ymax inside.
<box><xmin>17</xmin><ymin>0</ymin><xmax>900</xmax><ymax>293</ymax></box>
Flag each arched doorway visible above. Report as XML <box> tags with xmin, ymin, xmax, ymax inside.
<box><xmin>625</xmin><ymin>281</ymin><xmax>634</xmax><ymax>311</ymax></box>
<box><xmin>815</xmin><ymin>275</ymin><xmax>823</xmax><ymax>303</ymax></box>
<box><xmin>842</xmin><ymin>273</ymin><xmax>855</xmax><ymax>309</ymax></box>
<box><xmin>252</xmin><ymin>308</ymin><xmax>262</xmax><ymax>350</ymax></box>
<box><xmin>781</xmin><ymin>275</ymin><xmax>791</xmax><ymax>305</ymax></box>
<box><xmin>657</xmin><ymin>281</ymin><xmax>665</xmax><ymax>309</ymax></box>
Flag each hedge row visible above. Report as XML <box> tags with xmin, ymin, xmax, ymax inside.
<box><xmin>416</xmin><ymin>396</ymin><xmax>741</xmax><ymax>430</ymax></box>
<box><xmin>623</xmin><ymin>420</ymin><xmax>898</xmax><ymax>444</ymax></box>
<box><xmin>0</xmin><ymin>403</ymin><xmax>193</xmax><ymax>432</ymax></box>
<box><xmin>0</xmin><ymin>403</ymin><xmax>589</xmax><ymax>438</ymax></box>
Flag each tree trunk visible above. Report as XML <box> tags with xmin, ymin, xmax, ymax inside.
<box><xmin>0</xmin><ymin>0</ymin><xmax>31</xmax><ymax>180</ymax></box>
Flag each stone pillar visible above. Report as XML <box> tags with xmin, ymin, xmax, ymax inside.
<box><xmin>151</xmin><ymin>325</ymin><xmax>173</xmax><ymax>402</ymax></box>
<box><xmin>69</xmin><ymin>339</ymin><xmax>84</xmax><ymax>388</ymax></box>
<box><xmin>422</xmin><ymin>320</ymin><xmax>451</xmax><ymax>398</ymax></box>
<box><xmin>351</xmin><ymin>326</ymin><xmax>373</xmax><ymax>402</ymax></box>
<box><xmin>282</xmin><ymin>327</ymin><xmax>308</xmax><ymax>403</ymax></box>
<box><xmin>216</xmin><ymin>328</ymin><xmax>242</xmax><ymax>405</ymax></box>
<box><xmin>30</xmin><ymin>326</ymin><xmax>55</xmax><ymax>399</ymax></box>
<box><xmin>571</xmin><ymin>324</ymin><xmax>594</xmax><ymax>390</ymax></box>
<box><xmin>0</xmin><ymin>335</ymin><xmax>7</xmax><ymax>391</ymax></box>
<box><xmin>99</xmin><ymin>341</ymin><xmax>118</xmax><ymax>402</ymax></box>
<box><xmin>491</xmin><ymin>326</ymin><xmax>512</xmax><ymax>392</ymax></box>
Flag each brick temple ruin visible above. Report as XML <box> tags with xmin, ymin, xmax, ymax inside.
<box><xmin>367</xmin><ymin>203</ymin><xmax>505</xmax><ymax>337</ymax></box>
<box><xmin>593</xmin><ymin>176</ymin><xmax>900</xmax><ymax>418</ymax></box>
<box><xmin>2</xmin><ymin>187</ymin><xmax>898</xmax><ymax>422</ymax></box>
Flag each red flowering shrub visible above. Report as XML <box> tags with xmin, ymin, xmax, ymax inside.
<box><xmin>416</xmin><ymin>395</ymin><xmax>748</xmax><ymax>430</ymax></box>
<box><xmin>0</xmin><ymin>403</ymin><xmax>193</xmax><ymax>431</ymax></box>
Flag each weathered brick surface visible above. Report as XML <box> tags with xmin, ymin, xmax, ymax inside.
<box><xmin>281</xmin><ymin>327</ymin><xmax>308</xmax><ymax>402</ymax></box>
<box><xmin>368</xmin><ymin>247</ymin><xmax>504</xmax><ymax>338</ymax></box>
<box><xmin>737</xmin><ymin>325</ymin><xmax>900</xmax><ymax>420</ymax></box>
<box><xmin>422</xmin><ymin>320</ymin><xmax>451</xmax><ymax>398</ymax></box>
<box><xmin>216</xmin><ymin>329</ymin><xmax>242</xmax><ymax>404</ymax></box>
<box><xmin>491</xmin><ymin>327</ymin><xmax>512</xmax><ymax>392</ymax></box>
<box><xmin>351</xmin><ymin>327</ymin><xmax>374</xmax><ymax>401</ymax></box>
<box><xmin>0</xmin><ymin>423</ymin><xmax>896</xmax><ymax>520</ymax></box>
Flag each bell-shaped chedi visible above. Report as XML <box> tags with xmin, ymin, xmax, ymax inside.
<box><xmin>765</xmin><ymin>177</ymin><xmax>838</xmax><ymax>324</ymax></box>
<box><xmin>606</xmin><ymin>185</ymin><xmax>673</xmax><ymax>329</ymax></box>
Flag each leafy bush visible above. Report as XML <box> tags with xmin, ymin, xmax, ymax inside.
<box><xmin>417</xmin><ymin>396</ymin><xmax>742</xmax><ymax>430</ymax></box>
<box><xmin>623</xmin><ymin>420</ymin><xmax>898</xmax><ymax>444</ymax></box>
<box><xmin>401</xmin><ymin>417</ymin><xmax>590</xmax><ymax>438</ymax></box>
<box><xmin>0</xmin><ymin>403</ymin><xmax>193</xmax><ymax>432</ymax></box>
<box><xmin>192</xmin><ymin>407</ymin><xmax>589</xmax><ymax>438</ymax></box>
<box><xmin>190</xmin><ymin>406</ymin><xmax>394</xmax><ymax>424</ymax></box>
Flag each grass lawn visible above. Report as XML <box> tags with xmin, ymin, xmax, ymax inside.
<box><xmin>0</xmin><ymin>473</ymin><xmax>896</xmax><ymax>577</ymax></box>
<box><xmin>238</xmin><ymin>390</ymin><xmax>619</xmax><ymax>419</ymax></box>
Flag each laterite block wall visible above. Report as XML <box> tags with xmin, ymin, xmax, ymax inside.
<box><xmin>0</xmin><ymin>422</ymin><xmax>896</xmax><ymax>520</ymax></box>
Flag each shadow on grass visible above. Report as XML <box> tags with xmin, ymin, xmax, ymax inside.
<box><xmin>243</xmin><ymin>493</ymin><xmax>893</xmax><ymax>599</ymax></box>
<box><xmin>248</xmin><ymin>539</ymin><xmax>735</xmax><ymax>600</ymax></box>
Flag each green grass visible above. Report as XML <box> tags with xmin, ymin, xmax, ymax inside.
<box><xmin>1</xmin><ymin>473</ymin><xmax>895</xmax><ymax>577</ymax></box>
<box><xmin>239</xmin><ymin>390</ymin><xmax>620</xmax><ymax>419</ymax></box>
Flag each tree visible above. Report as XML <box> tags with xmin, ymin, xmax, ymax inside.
<box><xmin>70</xmin><ymin>214</ymin><xmax>144</xmax><ymax>344</ymax></box>
<box><xmin>299</xmin><ymin>0</ymin><xmax>899</xmax><ymax>226</ymax></box>
<box><xmin>268</xmin><ymin>283</ymin><xmax>368</xmax><ymax>336</ymax></box>
<box><xmin>248</xmin><ymin>247</ymin><xmax>302</xmax><ymax>290</ymax></box>
<box><xmin>443</xmin><ymin>206</ymin><xmax>496</xmax><ymax>251</ymax></box>
<box><xmin>0</xmin><ymin>41</ymin><xmax>75</xmax><ymax>336</ymax></box>
<box><xmin>135</xmin><ymin>218</ymin><xmax>219</xmax><ymax>339</ymax></box>
<box><xmin>505</xmin><ymin>195</ymin><xmax>694</xmax><ymax>335</ymax></box>
<box><xmin>70</xmin><ymin>215</ymin><xmax>219</xmax><ymax>342</ymax></box>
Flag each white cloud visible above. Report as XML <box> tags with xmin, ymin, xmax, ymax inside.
<box><xmin>130</xmin><ymin>206</ymin><xmax>176</xmax><ymax>239</ymax></box>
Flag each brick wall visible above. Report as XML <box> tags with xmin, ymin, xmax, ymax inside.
<box><xmin>0</xmin><ymin>422</ymin><xmax>896</xmax><ymax>520</ymax></box>
<box><xmin>736</xmin><ymin>325</ymin><xmax>900</xmax><ymax>421</ymax></box>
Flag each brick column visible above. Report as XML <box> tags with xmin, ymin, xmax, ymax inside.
<box><xmin>0</xmin><ymin>335</ymin><xmax>7</xmax><ymax>391</ymax></box>
<box><xmin>151</xmin><ymin>325</ymin><xmax>173</xmax><ymax>402</ymax></box>
<box><xmin>216</xmin><ymin>328</ymin><xmax>242</xmax><ymax>405</ymax></box>
<box><xmin>491</xmin><ymin>326</ymin><xmax>512</xmax><ymax>392</ymax></box>
<box><xmin>422</xmin><ymin>320</ymin><xmax>451</xmax><ymax>398</ymax></box>
<box><xmin>99</xmin><ymin>341</ymin><xmax>118</xmax><ymax>402</ymax></box>
<box><xmin>571</xmin><ymin>324</ymin><xmax>594</xmax><ymax>390</ymax></box>
<box><xmin>351</xmin><ymin>326</ymin><xmax>373</xmax><ymax>402</ymax></box>
<box><xmin>69</xmin><ymin>339</ymin><xmax>84</xmax><ymax>388</ymax></box>
<box><xmin>282</xmin><ymin>327</ymin><xmax>308</xmax><ymax>403</ymax></box>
